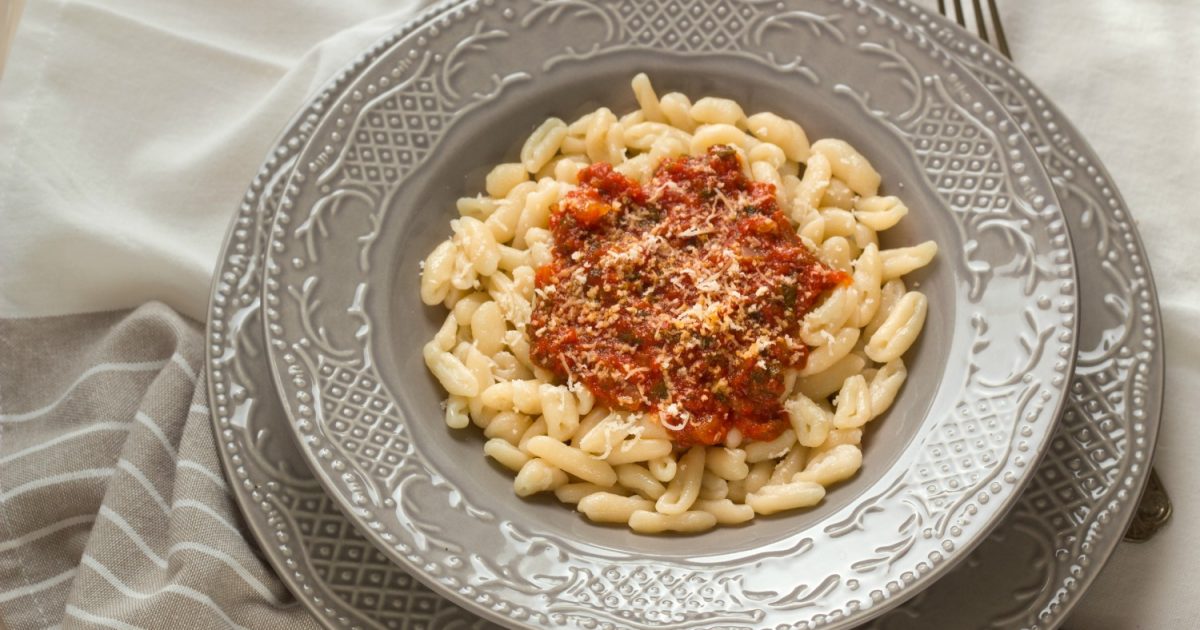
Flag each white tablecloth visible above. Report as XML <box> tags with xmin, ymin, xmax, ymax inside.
<box><xmin>1</xmin><ymin>1</ymin><xmax>1197</xmax><ymax>628</ymax></box>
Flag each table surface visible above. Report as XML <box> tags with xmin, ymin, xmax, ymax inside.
<box><xmin>0</xmin><ymin>1</ymin><xmax>1197</xmax><ymax>628</ymax></box>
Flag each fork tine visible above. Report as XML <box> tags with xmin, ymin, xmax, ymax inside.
<box><xmin>942</xmin><ymin>0</ymin><xmax>1013</xmax><ymax>61</ymax></box>
<box><xmin>986</xmin><ymin>0</ymin><xmax>1012</xmax><ymax>59</ymax></box>
<box><xmin>951</xmin><ymin>0</ymin><xmax>966</xmax><ymax>27</ymax></box>
<box><xmin>971</xmin><ymin>0</ymin><xmax>990</xmax><ymax>45</ymax></box>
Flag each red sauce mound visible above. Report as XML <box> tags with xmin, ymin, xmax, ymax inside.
<box><xmin>529</xmin><ymin>146</ymin><xmax>848</xmax><ymax>446</ymax></box>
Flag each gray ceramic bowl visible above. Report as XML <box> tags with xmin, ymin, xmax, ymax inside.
<box><xmin>258</xmin><ymin>1</ymin><xmax>1078</xmax><ymax>627</ymax></box>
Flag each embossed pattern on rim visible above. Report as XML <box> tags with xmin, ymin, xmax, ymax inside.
<box><xmin>205</xmin><ymin>2</ymin><xmax>496</xmax><ymax>627</ymax></box>
<box><xmin>860</xmin><ymin>1</ymin><xmax>1165</xmax><ymax>627</ymax></box>
<box><xmin>204</xmin><ymin>1</ymin><xmax>1162</xmax><ymax>629</ymax></box>
<box><xmin>255</xmin><ymin>1</ymin><xmax>1078</xmax><ymax>627</ymax></box>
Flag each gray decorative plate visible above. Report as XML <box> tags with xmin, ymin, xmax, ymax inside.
<box><xmin>257</xmin><ymin>1</ymin><xmax>1077</xmax><ymax>628</ymax></box>
<box><xmin>206</xmin><ymin>3</ymin><xmax>494</xmax><ymax>627</ymax></box>
<box><xmin>863</xmin><ymin>2</ymin><xmax>1165</xmax><ymax>627</ymax></box>
<box><xmin>203</xmin><ymin>2</ymin><xmax>1162</xmax><ymax>629</ymax></box>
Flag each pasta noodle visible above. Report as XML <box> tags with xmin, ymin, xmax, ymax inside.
<box><xmin>768</xmin><ymin>443</ymin><xmax>809</xmax><ymax>485</ymax></box>
<box><xmin>649</xmin><ymin>455</ymin><xmax>676</xmax><ymax>483</ymax></box>
<box><xmin>616</xmin><ymin>464</ymin><xmax>667</xmax><ymax>500</ymax></box>
<box><xmin>699</xmin><ymin>470</ymin><xmax>729</xmax><ymax>501</ymax></box>
<box><xmin>526</xmin><ymin>436</ymin><xmax>617</xmax><ymax>487</ymax></box>
<box><xmin>578</xmin><ymin>493</ymin><xmax>654</xmax><ymax>523</ymax></box>
<box><xmin>554</xmin><ymin>482</ymin><xmax>612</xmax><ymax>504</ymax></box>
<box><xmin>745</xmin><ymin>112</ymin><xmax>810</xmax><ymax>163</ymax></box>
<box><xmin>793</xmin><ymin>444</ymin><xmax>863</xmax><ymax>486</ymax></box>
<box><xmin>744</xmin><ymin>460</ymin><xmax>774</xmax><ymax>496</ymax></box>
<box><xmin>746</xmin><ymin>479</ymin><xmax>826</xmax><ymax>515</ymax></box>
<box><xmin>833</xmin><ymin>375</ymin><xmax>872</xmax><ymax>429</ymax></box>
<box><xmin>630</xmin><ymin>73</ymin><xmax>665</xmax><ymax>123</ymax></box>
<box><xmin>658</xmin><ymin>92</ymin><xmax>696</xmax><ymax>132</ymax></box>
<box><xmin>513</xmin><ymin>458</ymin><xmax>568</xmax><ymax>496</ymax></box>
<box><xmin>520</xmin><ymin>118</ymin><xmax>568</xmax><ymax>173</ymax></box>
<box><xmin>605</xmin><ymin>439</ymin><xmax>674</xmax><ymax>465</ymax></box>
<box><xmin>482</xmin><ymin>410</ymin><xmax>530</xmax><ymax>445</ymax></box>
<box><xmin>517</xmin><ymin>417</ymin><xmax>547</xmax><ymax>452</ymax></box>
<box><xmin>484</xmin><ymin>437</ymin><xmax>529</xmax><ymax>472</ymax></box>
<box><xmin>418</xmin><ymin>74</ymin><xmax>935</xmax><ymax>532</ymax></box>
<box><xmin>706</xmin><ymin>447</ymin><xmax>749</xmax><ymax>481</ymax></box>
<box><xmin>689</xmin><ymin>97</ymin><xmax>746</xmax><ymax>126</ymax></box>
<box><xmin>811</xmin><ymin>138</ymin><xmax>881</xmax><ymax>197</ymax></box>
<box><xmin>485</xmin><ymin>163</ymin><xmax>528</xmax><ymax>198</ymax></box>
<box><xmin>655</xmin><ymin>446</ymin><xmax>705</xmax><ymax>515</ymax></box>
<box><xmin>695</xmin><ymin>499</ymin><xmax>755</xmax><ymax>524</ymax></box>
<box><xmin>627</xmin><ymin>509</ymin><xmax>717</xmax><ymax>534</ymax></box>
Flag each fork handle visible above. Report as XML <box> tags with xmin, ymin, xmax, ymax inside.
<box><xmin>1124</xmin><ymin>468</ymin><xmax>1172</xmax><ymax>542</ymax></box>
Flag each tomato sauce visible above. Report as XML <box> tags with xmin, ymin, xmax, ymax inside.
<box><xmin>529</xmin><ymin>146</ymin><xmax>848</xmax><ymax>446</ymax></box>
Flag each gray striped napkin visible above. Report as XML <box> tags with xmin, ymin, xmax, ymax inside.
<box><xmin>0</xmin><ymin>302</ymin><xmax>318</xmax><ymax>630</ymax></box>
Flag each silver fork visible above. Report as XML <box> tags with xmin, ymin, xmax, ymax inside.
<box><xmin>937</xmin><ymin>0</ymin><xmax>1172</xmax><ymax>543</ymax></box>
<box><xmin>938</xmin><ymin>0</ymin><xmax>1010</xmax><ymax>58</ymax></box>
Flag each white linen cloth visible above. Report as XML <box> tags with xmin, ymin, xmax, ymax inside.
<box><xmin>0</xmin><ymin>1</ymin><xmax>1196</xmax><ymax>628</ymax></box>
<box><xmin>0</xmin><ymin>0</ymin><xmax>427</xmax><ymax>320</ymax></box>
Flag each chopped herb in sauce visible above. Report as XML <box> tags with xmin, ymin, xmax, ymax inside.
<box><xmin>529</xmin><ymin>146</ymin><xmax>848</xmax><ymax>446</ymax></box>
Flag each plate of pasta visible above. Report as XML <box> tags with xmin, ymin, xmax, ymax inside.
<box><xmin>259</xmin><ymin>0</ymin><xmax>1078</xmax><ymax>627</ymax></box>
<box><xmin>420</xmin><ymin>75</ymin><xmax>938</xmax><ymax>532</ymax></box>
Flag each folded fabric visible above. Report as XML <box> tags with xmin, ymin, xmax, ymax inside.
<box><xmin>0</xmin><ymin>303</ymin><xmax>320</xmax><ymax>629</ymax></box>
<box><xmin>0</xmin><ymin>0</ymin><xmax>430</xmax><ymax>321</ymax></box>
